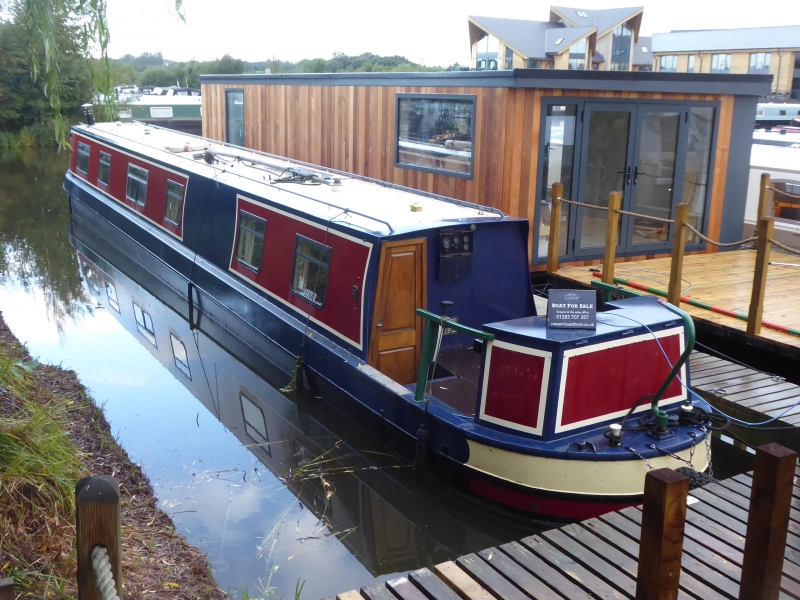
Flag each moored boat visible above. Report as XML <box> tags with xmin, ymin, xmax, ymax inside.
<box><xmin>63</xmin><ymin>118</ymin><xmax>713</xmax><ymax>520</ymax></box>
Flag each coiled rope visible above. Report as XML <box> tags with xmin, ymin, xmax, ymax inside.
<box><xmin>91</xmin><ymin>546</ymin><xmax>120</xmax><ymax>600</ymax></box>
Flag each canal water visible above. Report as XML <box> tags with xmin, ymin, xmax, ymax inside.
<box><xmin>0</xmin><ymin>149</ymin><xmax>754</xmax><ymax>599</ymax></box>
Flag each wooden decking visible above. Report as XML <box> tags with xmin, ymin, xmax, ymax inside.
<box><xmin>553</xmin><ymin>249</ymin><xmax>800</xmax><ymax>353</ymax></box>
<box><xmin>331</xmin><ymin>465</ymin><xmax>800</xmax><ymax>600</ymax></box>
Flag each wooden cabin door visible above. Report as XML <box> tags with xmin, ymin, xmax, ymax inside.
<box><xmin>368</xmin><ymin>238</ymin><xmax>427</xmax><ymax>385</ymax></box>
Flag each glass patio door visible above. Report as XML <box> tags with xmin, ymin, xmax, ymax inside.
<box><xmin>573</xmin><ymin>103</ymin><xmax>685</xmax><ymax>257</ymax></box>
<box><xmin>573</xmin><ymin>104</ymin><xmax>636</xmax><ymax>257</ymax></box>
<box><xmin>624</xmin><ymin>106</ymin><xmax>683</xmax><ymax>252</ymax></box>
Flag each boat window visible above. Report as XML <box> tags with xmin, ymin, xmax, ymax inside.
<box><xmin>126</xmin><ymin>164</ymin><xmax>148</xmax><ymax>206</ymax></box>
<box><xmin>76</xmin><ymin>142</ymin><xmax>90</xmax><ymax>175</ymax></box>
<box><xmin>170</xmin><ymin>333</ymin><xmax>191</xmax><ymax>379</ymax></box>
<box><xmin>98</xmin><ymin>152</ymin><xmax>111</xmax><ymax>187</ymax></box>
<box><xmin>82</xmin><ymin>262</ymin><xmax>100</xmax><ymax>293</ymax></box>
<box><xmin>240</xmin><ymin>392</ymin><xmax>270</xmax><ymax>456</ymax></box>
<box><xmin>164</xmin><ymin>180</ymin><xmax>185</xmax><ymax>226</ymax></box>
<box><xmin>235</xmin><ymin>210</ymin><xmax>266</xmax><ymax>271</ymax></box>
<box><xmin>105</xmin><ymin>280</ymin><xmax>120</xmax><ymax>312</ymax></box>
<box><xmin>291</xmin><ymin>235</ymin><xmax>331</xmax><ymax>308</ymax></box>
<box><xmin>132</xmin><ymin>301</ymin><xmax>156</xmax><ymax>346</ymax></box>
<box><xmin>396</xmin><ymin>94</ymin><xmax>476</xmax><ymax>179</ymax></box>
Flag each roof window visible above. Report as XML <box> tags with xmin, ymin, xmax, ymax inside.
<box><xmin>555</xmin><ymin>37</ymin><xmax>564</xmax><ymax>45</ymax></box>
<box><xmin>576</xmin><ymin>10</ymin><xmax>588</xmax><ymax>17</ymax></box>
<box><xmin>641</xmin><ymin>47</ymin><xmax>648</xmax><ymax>53</ymax></box>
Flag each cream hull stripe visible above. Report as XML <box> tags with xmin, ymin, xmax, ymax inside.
<box><xmin>465</xmin><ymin>438</ymin><xmax>709</xmax><ymax>497</ymax></box>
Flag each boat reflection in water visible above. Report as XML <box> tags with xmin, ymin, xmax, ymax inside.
<box><xmin>69</xmin><ymin>211</ymin><xmax>542</xmax><ymax>594</ymax></box>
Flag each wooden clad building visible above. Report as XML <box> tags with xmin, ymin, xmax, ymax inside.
<box><xmin>200</xmin><ymin>70</ymin><xmax>770</xmax><ymax>270</ymax></box>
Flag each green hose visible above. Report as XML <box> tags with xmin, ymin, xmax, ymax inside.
<box><xmin>651</xmin><ymin>299</ymin><xmax>696</xmax><ymax>429</ymax></box>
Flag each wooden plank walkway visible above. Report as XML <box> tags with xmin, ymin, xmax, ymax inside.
<box><xmin>329</xmin><ymin>465</ymin><xmax>800</xmax><ymax>600</ymax></box>
<box><xmin>553</xmin><ymin>250</ymin><xmax>800</xmax><ymax>354</ymax></box>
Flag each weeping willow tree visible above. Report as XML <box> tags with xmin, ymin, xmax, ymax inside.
<box><xmin>6</xmin><ymin>0</ymin><xmax>182</xmax><ymax>148</ymax></box>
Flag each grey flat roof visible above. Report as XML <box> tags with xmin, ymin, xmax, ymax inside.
<box><xmin>653</xmin><ymin>25</ymin><xmax>800</xmax><ymax>53</ymax></box>
<box><xmin>201</xmin><ymin>69</ymin><xmax>770</xmax><ymax>96</ymax></box>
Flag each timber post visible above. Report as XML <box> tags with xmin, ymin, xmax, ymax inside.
<box><xmin>602</xmin><ymin>191</ymin><xmax>621</xmax><ymax>285</ymax></box>
<box><xmin>76</xmin><ymin>476</ymin><xmax>122</xmax><ymax>600</ymax></box>
<box><xmin>635</xmin><ymin>468</ymin><xmax>689</xmax><ymax>600</ymax></box>
<box><xmin>757</xmin><ymin>173</ymin><xmax>772</xmax><ymax>223</ymax></box>
<box><xmin>0</xmin><ymin>578</ymin><xmax>14</xmax><ymax>600</ymax></box>
<box><xmin>739</xmin><ymin>443</ymin><xmax>798</xmax><ymax>600</ymax></box>
<box><xmin>546</xmin><ymin>182</ymin><xmax>563</xmax><ymax>275</ymax></box>
<box><xmin>746</xmin><ymin>216</ymin><xmax>774</xmax><ymax>337</ymax></box>
<box><xmin>667</xmin><ymin>203</ymin><xmax>689</xmax><ymax>306</ymax></box>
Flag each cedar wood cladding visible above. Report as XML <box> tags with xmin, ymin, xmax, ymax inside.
<box><xmin>201</xmin><ymin>83</ymin><xmax>734</xmax><ymax>266</ymax></box>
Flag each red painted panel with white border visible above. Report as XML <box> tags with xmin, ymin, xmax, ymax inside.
<box><xmin>478</xmin><ymin>341</ymin><xmax>551</xmax><ymax>436</ymax></box>
<box><xmin>70</xmin><ymin>133</ymin><xmax>187</xmax><ymax>239</ymax></box>
<box><xmin>556</xmin><ymin>329</ymin><xmax>685</xmax><ymax>432</ymax></box>
<box><xmin>228</xmin><ymin>196</ymin><xmax>372</xmax><ymax>350</ymax></box>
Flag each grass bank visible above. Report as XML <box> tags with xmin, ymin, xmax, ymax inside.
<box><xmin>0</xmin><ymin>312</ymin><xmax>225</xmax><ymax>599</ymax></box>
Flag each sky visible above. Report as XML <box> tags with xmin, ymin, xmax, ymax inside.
<box><xmin>105</xmin><ymin>0</ymin><xmax>800</xmax><ymax>67</ymax></box>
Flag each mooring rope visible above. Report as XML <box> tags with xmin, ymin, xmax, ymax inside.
<box><xmin>91</xmin><ymin>546</ymin><xmax>120</xmax><ymax>600</ymax></box>
<box><xmin>556</xmin><ymin>197</ymin><xmax>677</xmax><ymax>224</ymax></box>
<box><xmin>684</xmin><ymin>224</ymin><xmax>757</xmax><ymax>248</ymax></box>
<box><xmin>769</xmin><ymin>238</ymin><xmax>800</xmax><ymax>256</ymax></box>
<box><xmin>766</xmin><ymin>186</ymin><xmax>800</xmax><ymax>200</ymax></box>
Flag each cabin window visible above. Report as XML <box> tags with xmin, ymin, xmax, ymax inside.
<box><xmin>235</xmin><ymin>211</ymin><xmax>266</xmax><ymax>271</ymax></box>
<box><xmin>126</xmin><ymin>164</ymin><xmax>148</xmax><ymax>206</ymax></box>
<box><xmin>396</xmin><ymin>94</ymin><xmax>476</xmax><ymax>179</ymax></box>
<box><xmin>164</xmin><ymin>180</ymin><xmax>185</xmax><ymax>226</ymax></box>
<box><xmin>98</xmin><ymin>152</ymin><xmax>111</xmax><ymax>187</ymax></box>
<box><xmin>170</xmin><ymin>333</ymin><xmax>191</xmax><ymax>379</ymax></box>
<box><xmin>76</xmin><ymin>142</ymin><xmax>90</xmax><ymax>175</ymax></box>
<box><xmin>711</xmin><ymin>54</ymin><xmax>731</xmax><ymax>74</ymax></box>
<box><xmin>226</xmin><ymin>89</ymin><xmax>245</xmax><ymax>146</ymax></box>
<box><xmin>240</xmin><ymin>392</ymin><xmax>270</xmax><ymax>455</ymax></box>
<box><xmin>105</xmin><ymin>280</ymin><xmax>120</xmax><ymax>312</ymax></box>
<box><xmin>659</xmin><ymin>55</ymin><xmax>678</xmax><ymax>72</ymax></box>
<box><xmin>291</xmin><ymin>235</ymin><xmax>331</xmax><ymax>307</ymax></box>
<box><xmin>132</xmin><ymin>301</ymin><xmax>156</xmax><ymax>346</ymax></box>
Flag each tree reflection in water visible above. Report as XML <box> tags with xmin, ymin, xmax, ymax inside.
<box><xmin>0</xmin><ymin>149</ymin><xmax>93</xmax><ymax>336</ymax></box>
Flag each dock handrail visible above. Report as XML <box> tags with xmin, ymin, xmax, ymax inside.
<box><xmin>547</xmin><ymin>174</ymin><xmax>800</xmax><ymax>341</ymax></box>
<box><xmin>414</xmin><ymin>309</ymin><xmax>494</xmax><ymax>403</ymax></box>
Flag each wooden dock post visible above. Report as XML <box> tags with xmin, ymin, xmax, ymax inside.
<box><xmin>746</xmin><ymin>216</ymin><xmax>774</xmax><ymax>337</ymax></box>
<box><xmin>667</xmin><ymin>203</ymin><xmax>689</xmax><ymax>307</ymax></box>
<box><xmin>739</xmin><ymin>443</ymin><xmax>798</xmax><ymax>600</ymax></box>
<box><xmin>546</xmin><ymin>182</ymin><xmax>563</xmax><ymax>275</ymax></box>
<box><xmin>76</xmin><ymin>476</ymin><xmax>122</xmax><ymax>600</ymax></box>
<box><xmin>602</xmin><ymin>191</ymin><xmax>621</xmax><ymax>285</ymax></box>
<box><xmin>757</xmin><ymin>173</ymin><xmax>772</xmax><ymax>223</ymax></box>
<box><xmin>0</xmin><ymin>578</ymin><xmax>14</xmax><ymax>600</ymax></box>
<box><xmin>636</xmin><ymin>468</ymin><xmax>689</xmax><ymax>600</ymax></box>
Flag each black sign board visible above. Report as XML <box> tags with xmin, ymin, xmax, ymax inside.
<box><xmin>547</xmin><ymin>289</ymin><xmax>596</xmax><ymax>329</ymax></box>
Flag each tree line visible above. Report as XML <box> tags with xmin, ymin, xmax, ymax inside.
<box><xmin>112</xmin><ymin>51</ymin><xmax>462</xmax><ymax>89</ymax></box>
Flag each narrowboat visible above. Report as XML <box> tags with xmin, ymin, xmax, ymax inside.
<box><xmin>63</xmin><ymin>118</ymin><xmax>713</xmax><ymax>520</ymax></box>
<box><xmin>70</xmin><ymin>230</ymin><xmax>542</xmax><ymax>573</ymax></box>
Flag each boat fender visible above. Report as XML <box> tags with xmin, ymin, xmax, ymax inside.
<box><xmin>413</xmin><ymin>425</ymin><xmax>428</xmax><ymax>473</ymax></box>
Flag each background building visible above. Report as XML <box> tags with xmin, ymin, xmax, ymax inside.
<box><xmin>652</xmin><ymin>25</ymin><xmax>800</xmax><ymax>98</ymax></box>
<box><xmin>468</xmin><ymin>6</ymin><xmax>643</xmax><ymax>71</ymax></box>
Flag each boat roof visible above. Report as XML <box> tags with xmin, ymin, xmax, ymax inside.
<box><xmin>750</xmin><ymin>143</ymin><xmax>800</xmax><ymax>174</ymax></box>
<box><xmin>73</xmin><ymin>122</ymin><xmax>508</xmax><ymax>237</ymax></box>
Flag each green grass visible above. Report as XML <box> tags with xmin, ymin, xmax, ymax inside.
<box><xmin>0</xmin><ymin>354</ymin><xmax>87</xmax><ymax>595</ymax></box>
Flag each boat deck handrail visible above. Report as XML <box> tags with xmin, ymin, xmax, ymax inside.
<box><xmin>82</xmin><ymin>121</ymin><xmax>506</xmax><ymax>221</ymax></box>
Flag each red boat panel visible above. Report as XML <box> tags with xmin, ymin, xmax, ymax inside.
<box><xmin>70</xmin><ymin>133</ymin><xmax>187</xmax><ymax>239</ymax></box>
<box><xmin>483</xmin><ymin>345</ymin><xmax>547</xmax><ymax>432</ymax></box>
<box><xmin>559</xmin><ymin>331</ymin><xmax>684</xmax><ymax>430</ymax></box>
<box><xmin>229</xmin><ymin>197</ymin><xmax>370</xmax><ymax>348</ymax></box>
<box><xmin>469</xmin><ymin>477</ymin><xmax>634</xmax><ymax>520</ymax></box>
